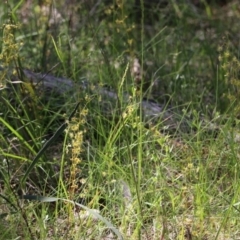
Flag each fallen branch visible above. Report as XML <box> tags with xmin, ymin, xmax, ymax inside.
<box><xmin>2</xmin><ymin>67</ymin><xmax>187</xmax><ymax>133</ymax></box>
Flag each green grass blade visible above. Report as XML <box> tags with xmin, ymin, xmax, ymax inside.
<box><xmin>0</xmin><ymin>116</ymin><xmax>36</xmax><ymax>154</ymax></box>
<box><xmin>0</xmin><ymin>151</ymin><xmax>30</xmax><ymax>162</ymax></box>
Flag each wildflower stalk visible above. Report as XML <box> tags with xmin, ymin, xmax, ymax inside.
<box><xmin>66</xmin><ymin>108</ymin><xmax>88</xmax><ymax>218</ymax></box>
<box><xmin>0</xmin><ymin>23</ymin><xmax>20</xmax><ymax>88</ymax></box>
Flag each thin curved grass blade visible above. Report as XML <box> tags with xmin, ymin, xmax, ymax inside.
<box><xmin>21</xmin><ymin>101</ymin><xmax>81</xmax><ymax>185</ymax></box>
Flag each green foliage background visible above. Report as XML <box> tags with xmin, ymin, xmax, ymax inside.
<box><xmin>1</xmin><ymin>0</ymin><xmax>240</xmax><ymax>239</ymax></box>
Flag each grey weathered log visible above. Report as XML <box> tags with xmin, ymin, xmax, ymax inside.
<box><xmin>1</xmin><ymin>67</ymin><xmax>186</xmax><ymax>132</ymax></box>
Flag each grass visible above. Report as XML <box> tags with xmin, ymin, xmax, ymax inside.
<box><xmin>1</xmin><ymin>0</ymin><xmax>240</xmax><ymax>239</ymax></box>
